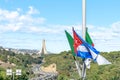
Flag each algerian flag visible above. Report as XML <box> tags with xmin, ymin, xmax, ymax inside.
<box><xmin>85</xmin><ymin>28</ymin><xmax>94</xmax><ymax>47</ymax></box>
<box><xmin>65</xmin><ymin>30</ymin><xmax>82</xmax><ymax>77</ymax></box>
<box><xmin>65</xmin><ymin>30</ymin><xmax>76</xmax><ymax>56</ymax></box>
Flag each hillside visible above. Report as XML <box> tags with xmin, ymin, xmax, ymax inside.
<box><xmin>0</xmin><ymin>48</ymin><xmax>42</xmax><ymax>80</ymax></box>
<box><xmin>43</xmin><ymin>51</ymin><xmax>120</xmax><ymax>80</ymax></box>
<box><xmin>0</xmin><ymin>48</ymin><xmax>120</xmax><ymax>80</ymax></box>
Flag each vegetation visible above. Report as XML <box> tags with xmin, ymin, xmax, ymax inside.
<box><xmin>0</xmin><ymin>48</ymin><xmax>120</xmax><ymax>80</ymax></box>
<box><xmin>44</xmin><ymin>51</ymin><xmax>120</xmax><ymax>80</ymax></box>
<box><xmin>0</xmin><ymin>48</ymin><xmax>43</xmax><ymax>80</ymax></box>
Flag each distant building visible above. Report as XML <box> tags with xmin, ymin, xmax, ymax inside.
<box><xmin>0</xmin><ymin>46</ymin><xmax>4</xmax><ymax>51</ymax></box>
<box><xmin>5</xmin><ymin>48</ymin><xmax>10</xmax><ymax>51</ymax></box>
<box><xmin>0</xmin><ymin>46</ymin><xmax>3</xmax><ymax>49</ymax></box>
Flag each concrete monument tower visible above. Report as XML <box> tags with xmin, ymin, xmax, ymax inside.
<box><xmin>38</xmin><ymin>39</ymin><xmax>47</xmax><ymax>56</ymax></box>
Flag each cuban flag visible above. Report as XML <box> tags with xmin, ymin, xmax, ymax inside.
<box><xmin>73</xmin><ymin>28</ymin><xmax>111</xmax><ymax>66</ymax></box>
<box><xmin>73</xmin><ymin>28</ymin><xmax>99</xmax><ymax>60</ymax></box>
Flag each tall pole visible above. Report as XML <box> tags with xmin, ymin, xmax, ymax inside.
<box><xmin>82</xmin><ymin>0</ymin><xmax>86</xmax><ymax>39</ymax></box>
<box><xmin>75</xmin><ymin>60</ymin><xmax>81</xmax><ymax>78</ymax></box>
<box><xmin>13</xmin><ymin>72</ymin><xmax>15</xmax><ymax>80</ymax></box>
<box><xmin>82</xmin><ymin>0</ymin><xmax>86</xmax><ymax>80</ymax></box>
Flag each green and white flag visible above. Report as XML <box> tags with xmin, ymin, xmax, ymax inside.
<box><xmin>65</xmin><ymin>30</ymin><xmax>82</xmax><ymax>77</ymax></box>
<box><xmin>65</xmin><ymin>30</ymin><xmax>76</xmax><ymax>57</ymax></box>
<box><xmin>85</xmin><ymin>28</ymin><xmax>94</xmax><ymax>47</ymax></box>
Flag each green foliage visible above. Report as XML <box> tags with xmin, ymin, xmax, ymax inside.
<box><xmin>0</xmin><ymin>49</ymin><xmax>43</xmax><ymax>80</ymax></box>
<box><xmin>0</xmin><ymin>49</ymin><xmax>120</xmax><ymax>80</ymax></box>
<box><xmin>57</xmin><ymin>74</ymin><xmax>69</xmax><ymax>80</ymax></box>
<box><xmin>0</xmin><ymin>67</ymin><xmax>11</xmax><ymax>80</ymax></box>
<box><xmin>44</xmin><ymin>51</ymin><xmax>120</xmax><ymax>80</ymax></box>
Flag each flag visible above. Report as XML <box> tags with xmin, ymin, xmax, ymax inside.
<box><xmin>65</xmin><ymin>30</ymin><xmax>82</xmax><ymax>77</ymax></box>
<box><xmin>96</xmin><ymin>55</ymin><xmax>111</xmax><ymax>65</ymax></box>
<box><xmin>73</xmin><ymin>28</ymin><xmax>99</xmax><ymax>59</ymax></box>
<box><xmin>65</xmin><ymin>30</ymin><xmax>76</xmax><ymax>57</ymax></box>
<box><xmin>85</xmin><ymin>28</ymin><xmax>93</xmax><ymax>68</ymax></box>
<box><xmin>85</xmin><ymin>28</ymin><xmax>111</xmax><ymax>65</ymax></box>
<box><xmin>85</xmin><ymin>28</ymin><xmax>94</xmax><ymax>47</ymax></box>
<box><xmin>73</xmin><ymin>28</ymin><xmax>111</xmax><ymax>65</ymax></box>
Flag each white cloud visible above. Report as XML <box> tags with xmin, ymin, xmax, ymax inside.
<box><xmin>0</xmin><ymin>6</ymin><xmax>45</xmax><ymax>32</ymax></box>
<box><xmin>87</xmin><ymin>23</ymin><xmax>120</xmax><ymax>40</ymax></box>
<box><xmin>111</xmin><ymin>21</ymin><xmax>120</xmax><ymax>34</ymax></box>
<box><xmin>86</xmin><ymin>23</ymin><xmax>120</xmax><ymax>52</ymax></box>
<box><xmin>0</xmin><ymin>7</ymin><xmax>81</xmax><ymax>35</ymax></box>
<box><xmin>0</xmin><ymin>7</ymin><xmax>120</xmax><ymax>52</ymax></box>
<box><xmin>28</xmin><ymin>6</ymin><xmax>40</xmax><ymax>15</ymax></box>
<box><xmin>0</xmin><ymin>9</ymin><xmax>19</xmax><ymax>21</ymax></box>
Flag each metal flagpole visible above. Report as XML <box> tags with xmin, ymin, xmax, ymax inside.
<box><xmin>82</xmin><ymin>0</ymin><xmax>86</xmax><ymax>80</ymax></box>
<box><xmin>73</xmin><ymin>56</ymin><xmax>82</xmax><ymax>78</ymax></box>
<box><xmin>82</xmin><ymin>0</ymin><xmax>86</xmax><ymax>39</ymax></box>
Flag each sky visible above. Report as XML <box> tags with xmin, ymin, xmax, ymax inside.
<box><xmin>0</xmin><ymin>0</ymin><xmax>120</xmax><ymax>53</ymax></box>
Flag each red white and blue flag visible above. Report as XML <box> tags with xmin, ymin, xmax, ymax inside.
<box><xmin>73</xmin><ymin>28</ymin><xmax>111</xmax><ymax>66</ymax></box>
<box><xmin>73</xmin><ymin>28</ymin><xmax>99</xmax><ymax>60</ymax></box>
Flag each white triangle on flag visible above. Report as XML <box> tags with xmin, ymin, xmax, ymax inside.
<box><xmin>96</xmin><ymin>54</ymin><xmax>111</xmax><ymax>65</ymax></box>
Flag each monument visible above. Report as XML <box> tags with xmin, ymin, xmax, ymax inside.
<box><xmin>37</xmin><ymin>39</ymin><xmax>48</xmax><ymax>57</ymax></box>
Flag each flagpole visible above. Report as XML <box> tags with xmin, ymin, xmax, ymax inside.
<box><xmin>65</xmin><ymin>30</ymin><xmax>82</xmax><ymax>78</ymax></box>
<box><xmin>82</xmin><ymin>0</ymin><xmax>86</xmax><ymax>39</ymax></box>
<box><xmin>82</xmin><ymin>0</ymin><xmax>86</xmax><ymax>80</ymax></box>
<box><xmin>73</xmin><ymin>56</ymin><xmax>82</xmax><ymax>78</ymax></box>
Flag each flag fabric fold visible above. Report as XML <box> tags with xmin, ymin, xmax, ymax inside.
<box><xmin>96</xmin><ymin>54</ymin><xmax>111</xmax><ymax>65</ymax></box>
<box><xmin>65</xmin><ymin>30</ymin><xmax>76</xmax><ymax>56</ymax></box>
<box><xmin>65</xmin><ymin>28</ymin><xmax>111</xmax><ymax>69</ymax></box>
<box><xmin>65</xmin><ymin>30</ymin><xmax>82</xmax><ymax>77</ymax></box>
<box><xmin>85</xmin><ymin>28</ymin><xmax>94</xmax><ymax>47</ymax></box>
<box><xmin>85</xmin><ymin>28</ymin><xmax>94</xmax><ymax>68</ymax></box>
<box><xmin>72</xmin><ymin>28</ymin><xmax>111</xmax><ymax>66</ymax></box>
<box><xmin>73</xmin><ymin>28</ymin><xmax>99</xmax><ymax>60</ymax></box>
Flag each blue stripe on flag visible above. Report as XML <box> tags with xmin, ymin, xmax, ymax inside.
<box><xmin>75</xmin><ymin>30</ymin><xmax>100</xmax><ymax>59</ymax></box>
<box><xmin>77</xmin><ymin>51</ymin><xmax>92</xmax><ymax>59</ymax></box>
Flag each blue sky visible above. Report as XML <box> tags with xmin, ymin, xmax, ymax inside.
<box><xmin>0</xmin><ymin>0</ymin><xmax>120</xmax><ymax>53</ymax></box>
